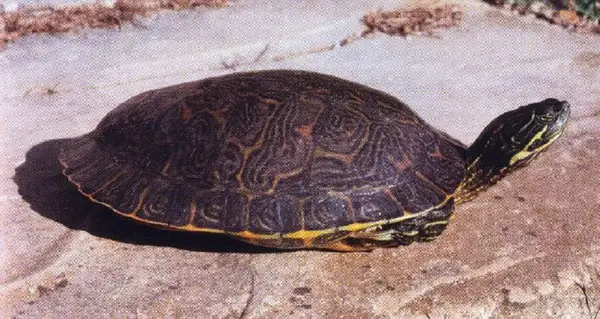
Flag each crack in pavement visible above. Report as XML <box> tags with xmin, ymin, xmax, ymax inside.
<box><xmin>0</xmin><ymin>230</ymin><xmax>90</xmax><ymax>291</ymax></box>
<box><xmin>375</xmin><ymin>253</ymin><xmax>546</xmax><ymax>313</ymax></box>
<box><xmin>238</xmin><ymin>264</ymin><xmax>257</xmax><ymax>319</ymax></box>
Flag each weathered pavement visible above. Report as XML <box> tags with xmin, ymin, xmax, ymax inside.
<box><xmin>2</xmin><ymin>0</ymin><xmax>600</xmax><ymax>317</ymax></box>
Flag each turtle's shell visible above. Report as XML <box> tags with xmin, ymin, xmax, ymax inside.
<box><xmin>60</xmin><ymin>70</ymin><xmax>466</xmax><ymax>249</ymax></box>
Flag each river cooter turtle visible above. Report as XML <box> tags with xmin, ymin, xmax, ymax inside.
<box><xmin>59</xmin><ymin>70</ymin><xmax>570</xmax><ymax>251</ymax></box>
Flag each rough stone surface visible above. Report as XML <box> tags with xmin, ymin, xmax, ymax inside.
<box><xmin>2</xmin><ymin>0</ymin><xmax>600</xmax><ymax>318</ymax></box>
<box><xmin>506</xmin><ymin>287</ymin><xmax>537</xmax><ymax>305</ymax></box>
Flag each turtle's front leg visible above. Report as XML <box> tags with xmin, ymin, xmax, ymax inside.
<box><xmin>342</xmin><ymin>199</ymin><xmax>455</xmax><ymax>248</ymax></box>
<box><xmin>393</xmin><ymin>199</ymin><xmax>455</xmax><ymax>244</ymax></box>
<box><xmin>315</xmin><ymin>229</ymin><xmax>398</xmax><ymax>251</ymax></box>
<box><xmin>391</xmin><ymin>216</ymin><xmax>450</xmax><ymax>244</ymax></box>
<box><xmin>318</xmin><ymin>200</ymin><xmax>455</xmax><ymax>251</ymax></box>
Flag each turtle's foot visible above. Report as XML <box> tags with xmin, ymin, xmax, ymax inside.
<box><xmin>318</xmin><ymin>221</ymin><xmax>448</xmax><ymax>251</ymax></box>
<box><xmin>391</xmin><ymin>218</ymin><xmax>449</xmax><ymax>245</ymax></box>
<box><xmin>392</xmin><ymin>200</ymin><xmax>454</xmax><ymax>244</ymax></box>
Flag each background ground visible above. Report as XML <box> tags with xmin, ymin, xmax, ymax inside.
<box><xmin>2</xmin><ymin>0</ymin><xmax>600</xmax><ymax>317</ymax></box>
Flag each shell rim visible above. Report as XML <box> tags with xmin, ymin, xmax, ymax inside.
<box><xmin>59</xmin><ymin>146</ymin><xmax>453</xmax><ymax>241</ymax></box>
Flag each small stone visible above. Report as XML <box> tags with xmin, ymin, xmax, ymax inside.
<box><xmin>54</xmin><ymin>273</ymin><xmax>69</xmax><ymax>289</ymax></box>
<box><xmin>558</xmin><ymin>269</ymin><xmax>579</xmax><ymax>288</ymax></box>
<box><xmin>27</xmin><ymin>286</ymin><xmax>38</xmax><ymax>296</ymax></box>
<box><xmin>293</xmin><ymin>287</ymin><xmax>311</xmax><ymax>295</ymax></box>
<box><xmin>556</xmin><ymin>10</ymin><xmax>580</xmax><ymax>25</ymax></box>
<box><xmin>534</xmin><ymin>280</ymin><xmax>555</xmax><ymax>296</ymax></box>
<box><xmin>263</xmin><ymin>295</ymin><xmax>280</xmax><ymax>307</ymax></box>
<box><xmin>24</xmin><ymin>285</ymin><xmax>41</xmax><ymax>304</ymax></box>
<box><xmin>506</xmin><ymin>287</ymin><xmax>537</xmax><ymax>305</ymax></box>
<box><xmin>37</xmin><ymin>285</ymin><xmax>52</xmax><ymax>296</ymax></box>
<box><xmin>101</xmin><ymin>0</ymin><xmax>118</xmax><ymax>8</ymax></box>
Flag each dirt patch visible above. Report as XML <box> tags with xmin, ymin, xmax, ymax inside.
<box><xmin>362</xmin><ymin>4</ymin><xmax>462</xmax><ymax>37</ymax></box>
<box><xmin>0</xmin><ymin>0</ymin><xmax>228</xmax><ymax>49</ymax></box>
<box><xmin>23</xmin><ymin>273</ymin><xmax>69</xmax><ymax>305</ymax></box>
<box><xmin>482</xmin><ymin>0</ymin><xmax>600</xmax><ymax>34</ymax></box>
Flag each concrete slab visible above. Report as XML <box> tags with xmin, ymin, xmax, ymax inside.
<box><xmin>2</xmin><ymin>0</ymin><xmax>600</xmax><ymax>317</ymax></box>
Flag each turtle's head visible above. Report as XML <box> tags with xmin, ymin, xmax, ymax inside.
<box><xmin>473</xmin><ymin>98</ymin><xmax>570</xmax><ymax>169</ymax></box>
<box><xmin>456</xmin><ymin>99</ymin><xmax>570</xmax><ymax>203</ymax></box>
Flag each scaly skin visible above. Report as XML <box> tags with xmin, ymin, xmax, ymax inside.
<box><xmin>455</xmin><ymin>98</ymin><xmax>570</xmax><ymax>204</ymax></box>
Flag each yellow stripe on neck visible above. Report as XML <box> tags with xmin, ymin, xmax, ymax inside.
<box><xmin>509</xmin><ymin>125</ymin><xmax>552</xmax><ymax>166</ymax></box>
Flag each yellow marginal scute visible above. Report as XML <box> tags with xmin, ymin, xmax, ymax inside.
<box><xmin>60</xmin><ymin>164</ymin><xmax>226</xmax><ymax>233</ymax></box>
<box><xmin>174</xmin><ymin>224</ymin><xmax>225</xmax><ymax>233</ymax></box>
<box><xmin>281</xmin><ymin>229</ymin><xmax>331</xmax><ymax>239</ymax></box>
<box><xmin>233</xmin><ymin>230</ymin><xmax>281</xmax><ymax>240</ymax></box>
<box><xmin>62</xmin><ymin>158</ymin><xmax>452</xmax><ymax>247</ymax></box>
<box><xmin>229</xmin><ymin>204</ymin><xmax>444</xmax><ymax>243</ymax></box>
<box><xmin>279</xmin><ymin>221</ymin><xmax>381</xmax><ymax>240</ymax></box>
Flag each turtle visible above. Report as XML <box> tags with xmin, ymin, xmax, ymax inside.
<box><xmin>59</xmin><ymin>70</ymin><xmax>570</xmax><ymax>252</ymax></box>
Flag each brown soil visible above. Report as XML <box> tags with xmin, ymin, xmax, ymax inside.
<box><xmin>483</xmin><ymin>0</ymin><xmax>600</xmax><ymax>34</ymax></box>
<box><xmin>362</xmin><ymin>4</ymin><xmax>463</xmax><ymax>37</ymax></box>
<box><xmin>0</xmin><ymin>0</ymin><xmax>228</xmax><ymax>48</ymax></box>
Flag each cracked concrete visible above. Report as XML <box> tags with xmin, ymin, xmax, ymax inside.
<box><xmin>2</xmin><ymin>0</ymin><xmax>600</xmax><ymax>317</ymax></box>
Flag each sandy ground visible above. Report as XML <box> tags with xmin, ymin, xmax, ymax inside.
<box><xmin>2</xmin><ymin>0</ymin><xmax>600</xmax><ymax>317</ymax></box>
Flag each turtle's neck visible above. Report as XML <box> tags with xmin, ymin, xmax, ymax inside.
<box><xmin>453</xmin><ymin>125</ymin><xmax>516</xmax><ymax>204</ymax></box>
<box><xmin>454</xmin><ymin>131</ymin><xmax>545</xmax><ymax>204</ymax></box>
<box><xmin>455</xmin><ymin>154</ymin><xmax>509</xmax><ymax>204</ymax></box>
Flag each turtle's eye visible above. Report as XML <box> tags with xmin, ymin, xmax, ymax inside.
<box><xmin>537</xmin><ymin>99</ymin><xmax>569</xmax><ymax>122</ymax></box>
<box><xmin>550</xmin><ymin>103</ymin><xmax>563</xmax><ymax>113</ymax></box>
<box><xmin>538</xmin><ymin>113</ymin><xmax>557</xmax><ymax>123</ymax></box>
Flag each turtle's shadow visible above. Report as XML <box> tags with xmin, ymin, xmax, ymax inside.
<box><xmin>13</xmin><ymin>139</ymin><xmax>275</xmax><ymax>254</ymax></box>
